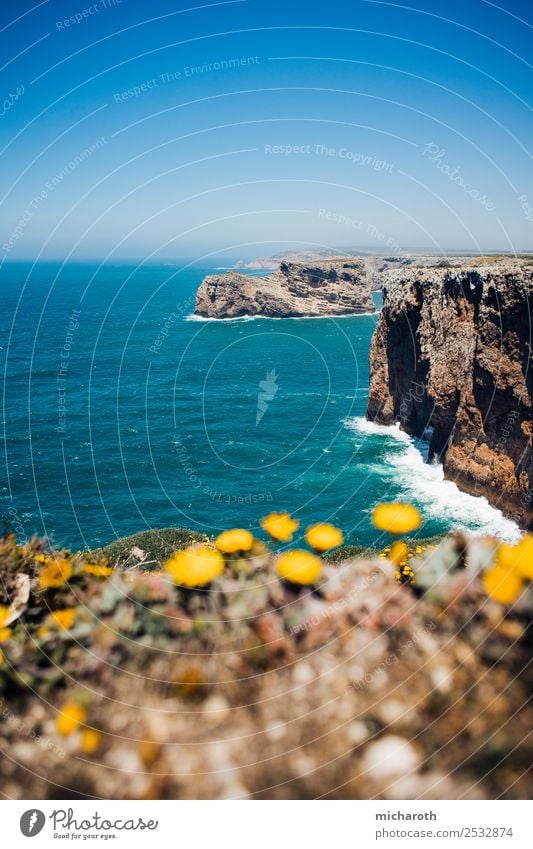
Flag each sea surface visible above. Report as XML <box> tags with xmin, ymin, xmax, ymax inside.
<box><xmin>1</xmin><ymin>261</ymin><xmax>519</xmax><ymax>552</ymax></box>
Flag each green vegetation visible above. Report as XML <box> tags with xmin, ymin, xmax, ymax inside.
<box><xmin>100</xmin><ymin>526</ymin><xmax>207</xmax><ymax>569</ymax></box>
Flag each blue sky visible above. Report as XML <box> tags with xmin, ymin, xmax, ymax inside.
<box><xmin>0</xmin><ymin>0</ymin><xmax>532</xmax><ymax>259</ymax></box>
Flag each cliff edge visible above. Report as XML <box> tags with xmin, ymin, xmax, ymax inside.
<box><xmin>195</xmin><ymin>258</ymin><xmax>375</xmax><ymax>318</ymax></box>
<box><xmin>367</xmin><ymin>260</ymin><xmax>533</xmax><ymax>529</ymax></box>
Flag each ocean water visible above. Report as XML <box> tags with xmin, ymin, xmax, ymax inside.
<box><xmin>1</xmin><ymin>262</ymin><xmax>519</xmax><ymax>552</ymax></box>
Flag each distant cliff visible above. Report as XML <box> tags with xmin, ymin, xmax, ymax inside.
<box><xmin>367</xmin><ymin>260</ymin><xmax>533</xmax><ymax>529</ymax></box>
<box><xmin>195</xmin><ymin>258</ymin><xmax>375</xmax><ymax>318</ymax></box>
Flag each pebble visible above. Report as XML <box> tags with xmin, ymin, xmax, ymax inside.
<box><xmin>202</xmin><ymin>695</ymin><xmax>230</xmax><ymax>723</ymax></box>
<box><xmin>346</xmin><ymin>721</ymin><xmax>369</xmax><ymax>744</ymax></box>
<box><xmin>292</xmin><ymin>662</ymin><xmax>315</xmax><ymax>684</ymax></box>
<box><xmin>359</xmin><ymin>735</ymin><xmax>421</xmax><ymax>781</ymax></box>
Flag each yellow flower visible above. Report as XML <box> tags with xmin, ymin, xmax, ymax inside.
<box><xmin>390</xmin><ymin>540</ymin><xmax>409</xmax><ymax>567</ymax></box>
<box><xmin>56</xmin><ymin>700</ymin><xmax>86</xmax><ymax>736</ymax></box>
<box><xmin>165</xmin><ymin>545</ymin><xmax>225</xmax><ymax>588</ymax></box>
<box><xmin>0</xmin><ymin>627</ymin><xmax>11</xmax><ymax>642</ymax></box>
<box><xmin>38</xmin><ymin>557</ymin><xmax>73</xmax><ymax>590</ymax></box>
<box><xmin>493</xmin><ymin>537</ymin><xmax>533</xmax><ymax>582</ymax></box>
<box><xmin>483</xmin><ymin>565</ymin><xmax>524</xmax><ymax>605</ymax></box>
<box><xmin>0</xmin><ymin>605</ymin><xmax>9</xmax><ymax>627</ymax></box>
<box><xmin>215</xmin><ymin>528</ymin><xmax>254</xmax><ymax>554</ymax></box>
<box><xmin>34</xmin><ymin>553</ymin><xmax>48</xmax><ymax>563</ymax></box>
<box><xmin>81</xmin><ymin>728</ymin><xmax>102</xmax><ymax>754</ymax></box>
<box><xmin>514</xmin><ymin>535</ymin><xmax>533</xmax><ymax>581</ymax></box>
<box><xmin>48</xmin><ymin>608</ymin><xmax>77</xmax><ymax>630</ymax></box>
<box><xmin>372</xmin><ymin>502</ymin><xmax>422</xmax><ymax>534</ymax></box>
<box><xmin>37</xmin><ymin>625</ymin><xmax>50</xmax><ymax>640</ymax></box>
<box><xmin>83</xmin><ymin>563</ymin><xmax>113</xmax><ymax>577</ymax></box>
<box><xmin>495</xmin><ymin>543</ymin><xmax>518</xmax><ymax>570</ymax></box>
<box><xmin>276</xmin><ymin>550</ymin><xmax>323</xmax><ymax>585</ymax></box>
<box><xmin>260</xmin><ymin>511</ymin><xmax>299</xmax><ymax>542</ymax></box>
<box><xmin>305</xmin><ymin>523</ymin><xmax>344</xmax><ymax>552</ymax></box>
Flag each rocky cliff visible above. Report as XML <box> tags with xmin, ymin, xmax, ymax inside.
<box><xmin>367</xmin><ymin>260</ymin><xmax>533</xmax><ymax>529</ymax></box>
<box><xmin>195</xmin><ymin>258</ymin><xmax>375</xmax><ymax>318</ymax></box>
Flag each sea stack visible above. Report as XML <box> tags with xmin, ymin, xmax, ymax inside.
<box><xmin>194</xmin><ymin>258</ymin><xmax>375</xmax><ymax>318</ymax></box>
<box><xmin>366</xmin><ymin>259</ymin><xmax>533</xmax><ymax>529</ymax></box>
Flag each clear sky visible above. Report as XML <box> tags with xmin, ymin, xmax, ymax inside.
<box><xmin>0</xmin><ymin>0</ymin><xmax>532</xmax><ymax>260</ymax></box>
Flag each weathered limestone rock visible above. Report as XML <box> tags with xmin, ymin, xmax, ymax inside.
<box><xmin>195</xmin><ymin>258</ymin><xmax>375</xmax><ymax>317</ymax></box>
<box><xmin>367</xmin><ymin>260</ymin><xmax>533</xmax><ymax>528</ymax></box>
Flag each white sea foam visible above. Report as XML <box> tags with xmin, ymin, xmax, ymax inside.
<box><xmin>186</xmin><ymin>311</ymin><xmax>376</xmax><ymax>323</ymax></box>
<box><xmin>345</xmin><ymin>416</ymin><xmax>521</xmax><ymax>541</ymax></box>
<box><xmin>346</xmin><ymin>417</ymin><xmax>411</xmax><ymax>442</ymax></box>
<box><xmin>185</xmin><ymin>314</ymin><xmax>255</xmax><ymax>323</ymax></box>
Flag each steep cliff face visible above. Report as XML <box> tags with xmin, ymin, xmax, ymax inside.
<box><xmin>195</xmin><ymin>258</ymin><xmax>375</xmax><ymax>317</ymax></box>
<box><xmin>367</xmin><ymin>262</ymin><xmax>533</xmax><ymax>529</ymax></box>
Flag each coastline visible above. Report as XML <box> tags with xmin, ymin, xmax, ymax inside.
<box><xmin>185</xmin><ymin>309</ymin><xmax>378</xmax><ymax>322</ymax></box>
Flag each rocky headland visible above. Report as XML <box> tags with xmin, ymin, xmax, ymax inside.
<box><xmin>367</xmin><ymin>259</ymin><xmax>533</xmax><ymax>529</ymax></box>
<box><xmin>194</xmin><ymin>258</ymin><xmax>375</xmax><ymax>318</ymax></box>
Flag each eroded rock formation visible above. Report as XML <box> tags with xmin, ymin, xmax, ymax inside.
<box><xmin>367</xmin><ymin>260</ymin><xmax>533</xmax><ymax>528</ymax></box>
<box><xmin>195</xmin><ymin>258</ymin><xmax>375</xmax><ymax>318</ymax></box>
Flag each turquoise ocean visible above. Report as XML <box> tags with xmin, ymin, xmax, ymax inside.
<box><xmin>1</xmin><ymin>262</ymin><xmax>519</xmax><ymax>552</ymax></box>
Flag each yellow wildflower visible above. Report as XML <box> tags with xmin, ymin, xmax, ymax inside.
<box><xmin>49</xmin><ymin>608</ymin><xmax>77</xmax><ymax>630</ymax></box>
<box><xmin>215</xmin><ymin>528</ymin><xmax>254</xmax><ymax>554</ymax></box>
<box><xmin>165</xmin><ymin>545</ymin><xmax>224</xmax><ymax>588</ymax></box>
<box><xmin>34</xmin><ymin>553</ymin><xmax>48</xmax><ymax>563</ymax></box>
<box><xmin>80</xmin><ymin>729</ymin><xmax>102</xmax><ymax>754</ymax></box>
<box><xmin>56</xmin><ymin>701</ymin><xmax>86</xmax><ymax>736</ymax></box>
<box><xmin>495</xmin><ymin>543</ymin><xmax>518</xmax><ymax>571</ymax></box>
<box><xmin>492</xmin><ymin>536</ymin><xmax>533</xmax><ymax>582</ymax></box>
<box><xmin>305</xmin><ymin>523</ymin><xmax>344</xmax><ymax>552</ymax></box>
<box><xmin>390</xmin><ymin>540</ymin><xmax>409</xmax><ymax>567</ymax></box>
<box><xmin>260</xmin><ymin>511</ymin><xmax>299</xmax><ymax>542</ymax></box>
<box><xmin>515</xmin><ymin>535</ymin><xmax>533</xmax><ymax>581</ymax></box>
<box><xmin>483</xmin><ymin>565</ymin><xmax>523</xmax><ymax>606</ymax></box>
<box><xmin>83</xmin><ymin>563</ymin><xmax>113</xmax><ymax>577</ymax></box>
<box><xmin>372</xmin><ymin>502</ymin><xmax>422</xmax><ymax>534</ymax></box>
<box><xmin>276</xmin><ymin>550</ymin><xmax>323</xmax><ymax>585</ymax></box>
<box><xmin>38</xmin><ymin>557</ymin><xmax>73</xmax><ymax>590</ymax></box>
<box><xmin>0</xmin><ymin>606</ymin><xmax>9</xmax><ymax>627</ymax></box>
<box><xmin>0</xmin><ymin>627</ymin><xmax>11</xmax><ymax>642</ymax></box>
<box><xmin>37</xmin><ymin>625</ymin><xmax>50</xmax><ymax>640</ymax></box>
